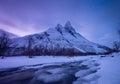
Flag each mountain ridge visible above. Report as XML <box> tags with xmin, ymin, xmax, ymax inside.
<box><xmin>0</xmin><ymin>29</ymin><xmax>19</xmax><ymax>38</ymax></box>
<box><xmin>7</xmin><ymin>21</ymin><xmax>111</xmax><ymax>56</ymax></box>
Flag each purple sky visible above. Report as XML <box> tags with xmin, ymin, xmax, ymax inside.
<box><xmin>0</xmin><ymin>0</ymin><xmax>120</xmax><ymax>46</ymax></box>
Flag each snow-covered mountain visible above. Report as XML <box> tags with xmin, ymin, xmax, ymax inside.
<box><xmin>0</xmin><ymin>29</ymin><xmax>18</xmax><ymax>38</ymax></box>
<box><xmin>9</xmin><ymin>21</ymin><xmax>110</xmax><ymax>56</ymax></box>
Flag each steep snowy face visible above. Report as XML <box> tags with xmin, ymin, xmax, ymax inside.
<box><xmin>64</xmin><ymin>21</ymin><xmax>77</xmax><ymax>35</ymax></box>
<box><xmin>10</xmin><ymin>22</ymin><xmax>110</xmax><ymax>55</ymax></box>
<box><xmin>0</xmin><ymin>29</ymin><xmax>18</xmax><ymax>38</ymax></box>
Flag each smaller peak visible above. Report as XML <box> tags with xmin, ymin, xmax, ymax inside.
<box><xmin>55</xmin><ymin>24</ymin><xmax>64</xmax><ymax>35</ymax></box>
<box><xmin>65</xmin><ymin>21</ymin><xmax>72</xmax><ymax>28</ymax></box>
<box><xmin>56</xmin><ymin>24</ymin><xmax>63</xmax><ymax>28</ymax></box>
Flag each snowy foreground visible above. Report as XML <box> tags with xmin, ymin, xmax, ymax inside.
<box><xmin>0</xmin><ymin>53</ymin><xmax>120</xmax><ymax>84</ymax></box>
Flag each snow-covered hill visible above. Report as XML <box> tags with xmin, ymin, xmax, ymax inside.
<box><xmin>9</xmin><ymin>21</ymin><xmax>110</xmax><ymax>55</ymax></box>
<box><xmin>0</xmin><ymin>29</ymin><xmax>18</xmax><ymax>38</ymax></box>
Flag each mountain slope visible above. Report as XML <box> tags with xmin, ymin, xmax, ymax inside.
<box><xmin>9</xmin><ymin>21</ymin><xmax>110</xmax><ymax>56</ymax></box>
<box><xmin>0</xmin><ymin>29</ymin><xmax>18</xmax><ymax>38</ymax></box>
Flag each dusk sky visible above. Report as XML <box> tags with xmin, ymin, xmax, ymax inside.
<box><xmin>0</xmin><ymin>0</ymin><xmax>120</xmax><ymax>46</ymax></box>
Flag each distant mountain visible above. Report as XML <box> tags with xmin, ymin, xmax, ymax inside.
<box><xmin>8</xmin><ymin>21</ymin><xmax>111</xmax><ymax>56</ymax></box>
<box><xmin>0</xmin><ymin>29</ymin><xmax>18</xmax><ymax>38</ymax></box>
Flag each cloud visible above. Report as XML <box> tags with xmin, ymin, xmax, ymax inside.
<box><xmin>0</xmin><ymin>17</ymin><xmax>16</xmax><ymax>28</ymax></box>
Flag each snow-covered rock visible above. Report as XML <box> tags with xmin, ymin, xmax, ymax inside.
<box><xmin>34</xmin><ymin>70</ymin><xmax>67</xmax><ymax>84</ymax></box>
<box><xmin>80</xmin><ymin>59</ymin><xmax>100</xmax><ymax>68</ymax></box>
<box><xmin>75</xmin><ymin>67</ymin><xmax>100</xmax><ymax>78</ymax></box>
<box><xmin>73</xmin><ymin>73</ymin><xmax>100</xmax><ymax>84</ymax></box>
